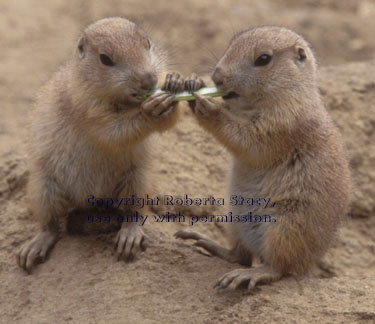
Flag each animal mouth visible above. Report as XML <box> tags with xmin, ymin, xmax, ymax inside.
<box><xmin>114</xmin><ymin>93</ymin><xmax>142</xmax><ymax>109</ymax></box>
<box><xmin>127</xmin><ymin>92</ymin><xmax>145</xmax><ymax>102</ymax></box>
<box><xmin>126</xmin><ymin>94</ymin><xmax>142</xmax><ymax>103</ymax></box>
<box><xmin>130</xmin><ymin>92</ymin><xmax>146</xmax><ymax>99</ymax></box>
<box><xmin>131</xmin><ymin>88</ymin><xmax>153</xmax><ymax>99</ymax></box>
<box><xmin>222</xmin><ymin>91</ymin><xmax>240</xmax><ymax>100</ymax></box>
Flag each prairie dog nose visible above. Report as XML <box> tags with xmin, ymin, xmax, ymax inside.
<box><xmin>140</xmin><ymin>72</ymin><xmax>157</xmax><ymax>91</ymax></box>
<box><xmin>212</xmin><ymin>67</ymin><xmax>224</xmax><ymax>86</ymax></box>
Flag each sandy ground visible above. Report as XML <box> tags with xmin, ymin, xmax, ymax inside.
<box><xmin>0</xmin><ymin>1</ymin><xmax>374</xmax><ymax>323</ymax></box>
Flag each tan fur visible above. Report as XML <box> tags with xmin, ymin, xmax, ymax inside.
<box><xmin>178</xmin><ymin>26</ymin><xmax>351</xmax><ymax>289</ymax></box>
<box><xmin>19</xmin><ymin>17</ymin><xmax>182</xmax><ymax>272</ymax></box>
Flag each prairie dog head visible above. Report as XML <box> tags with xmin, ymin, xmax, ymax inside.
<box><xmin>212</xmin><ymin>26</ymin><xmax>317</xmax><ymax>107</ymax></box>
<box><xmin>73</xmin><ymin>17</ymin><xmax>164</xmax><ymax>106</ymax></box>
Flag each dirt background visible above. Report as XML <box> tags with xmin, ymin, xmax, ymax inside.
<box><xmin>0</xmin><ymin>0</ymin><xmax>374</xmax><ymax>323</ymax></box>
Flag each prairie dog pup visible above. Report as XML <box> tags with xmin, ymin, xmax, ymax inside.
<box><xmin>176</xmin><ymin>26</ymin><xmax>351</xmax><ymax>290</ymax></box>
<box><xmin>18</xmin><ymin>17</ymin><xmax>184</xmax><ymax>272</ymax></box>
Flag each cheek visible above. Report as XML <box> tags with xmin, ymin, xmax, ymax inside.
<box><xmin>235</xmin><ymin>64</ymin><xmax>254</xmax><ymax>88</ymax></box>
<box><xmin>110</xmin><ymin>68</ymin><xmax>128</xmax><ymax>81</ymax></box>
<box><xmin>258</xmin><ymin>66</ymin><xmax>281</xmax><ymax>89</ymax></box>
<box><xmin>93</xmin><ymin>68</ymin><xmax>112</xmax><ymax>86</ymax></box>
<box><xmin>78</xmin><ymin>60</ymin><xmax>99</xmax><ymax>83</ymax></box>
<box><xmin>243</xmin><ymin>70</ymin><xmax>262</xmax><ymax>91</ymax></box>
<box><xmin>86</xmin><ymin>66</ymin><xmax>118</xmax><ymax>90</ymax></box>
<box><xmin>149</xmin><ymin>49</ymin><xmax>162</xmax><ymax>69</ymax></box>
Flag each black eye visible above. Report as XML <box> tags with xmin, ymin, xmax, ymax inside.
<box><xmin>78</xmin><ymin>44</ymin><xmax>84</xmax><ymax>54</ymax></box>
<box><xmin>147</xmin><ymin>39</ymin><xmax>151</xmax><ymax>49</ymax></box>
<box><xmin>254</xmin><ymin>54</ymin><xmax>272</xmax><ymax>66</ymax></box>
<box><xmin>99</xmin><ymin>54</ymin><xmax>114</xmax><ymax>66</ymax></box>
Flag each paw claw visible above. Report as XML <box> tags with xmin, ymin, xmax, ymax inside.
<box><xmin>141</xmin><ymin>93</ymin><xmax>175</xmax><ymax>120</ymax></box>
<box><xmin>185</xmin><ymin>73</ymin><xmax>205</xmax><ymax>92</ymax></box>
<box><xmin>17</xmin><ymin>230</ymin><xmax>57</xmax><ymax>272</ymax></box>
<box><xmin>214</xmin><ymin>267</ymin><xmax>282</xmax><ymax>291</ymax></box>
<box><xmin>115</xmin><ymin>226</ymin><xmax>147</xmax><ymax>262</ymax></box>
<box><xmin>162</xmin><ymin>72</ymin><xmax>184</xmax><ymax>93</ymax></box>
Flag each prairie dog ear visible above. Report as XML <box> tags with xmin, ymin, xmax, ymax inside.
<box><xmin>77</xmin><ymin>33</ymin><xmax>86</xmax><ymax>59</ymax></box>
<box><xmin>295</xmin><ymin>45</ymin><xmax>307</xmax><ymax>62</ymax></box>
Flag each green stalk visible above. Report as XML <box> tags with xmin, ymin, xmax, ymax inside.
<box><xmin>136</xmin><ymin>86</ymin><xmax>227</xmax><ymax>101</ymax></box>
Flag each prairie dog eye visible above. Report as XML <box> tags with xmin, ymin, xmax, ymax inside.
<box><xmin>99</xmin><ymin>54</ymin><xmax>115</xmax><ymax>66</ymax></box>
<box><xmin>146</xmin><ymin>39</ymin><xmax>151</xmax><ymax>49</ymax></box>
<box><xmin>254</xmin><ymin>54</ymin><xmax>272</xmax><ymax>66</ymax></box>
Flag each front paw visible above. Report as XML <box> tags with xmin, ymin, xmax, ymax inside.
<box><xmin>162</xmin><ymin>72</ymin><xmax>184</xmax><ymax>93</ymax></box>
<box><xmin>185</xmin><ymin>73</ymin><xmax>205</xmax><ymax>92</ymax></box>
<box><xmin>114</xmin><ymin>226</ymin><xmax>148</xmax><ymax>261</ymax></box>
<box><xmin>185</xmin><ymin>73</ymin><xmax>205</xmax><ymax>110</ymax></box>
<box><xmin>192</xmin><ymin>92</ymin><xmax>221</xmax><ymax>119</ymax></box>
<box><xmin>17</xmin><ymin>230</ymin><xmax>58</xmax><ymax>273</ymax></box>
<box><xmin>141</xmin><ymin>92</ymin><xmax>176</xmax><ymax>120</ymax></box>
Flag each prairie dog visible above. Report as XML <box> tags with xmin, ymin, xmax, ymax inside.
<box><xmin>176</xmin><ymin>26</ymin><xmax>351</xmax><ymax>290</ymax></box>
<box><xmin>18</xmin><ymin>17</ymin><xmax>185</xmax><ymax>272</ymax></box>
